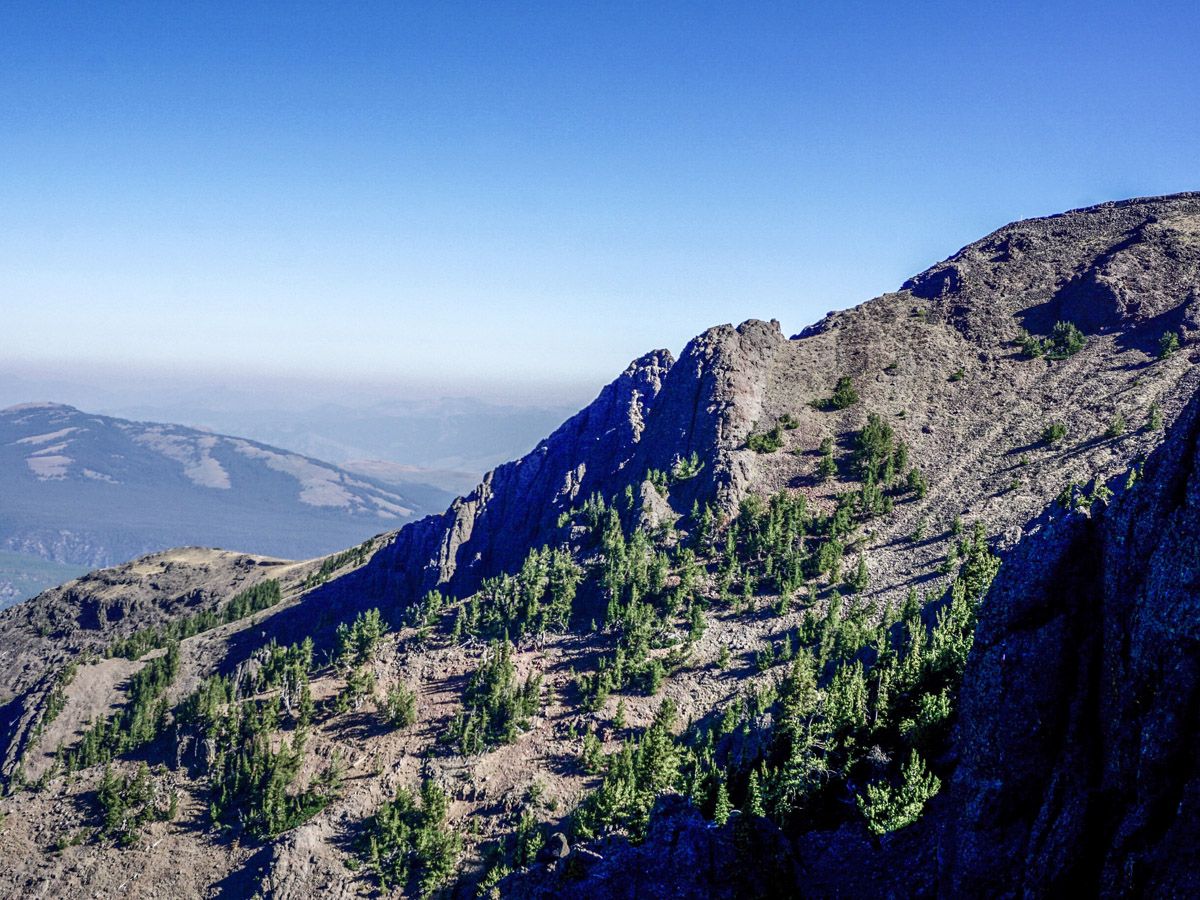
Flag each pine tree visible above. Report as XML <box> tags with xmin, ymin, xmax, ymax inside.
<box><xmin>826</xmin><ymin>661</ymin><xmax>868</xmax><ymax>735</ymax></box>
<box><xmin>688</xmin><ymin>603</ymin><xmax>707</xmax><ymax>642</ymax></box>
<box><xmin>829</xmin><ymin>376</ymin><xmax>859</xmax><ymax>409</ymax></box>
<box><xmin>846</xmin><ymin>555</ymin><xmax>869</xmax><ymax>594</ymax></box>
<box><xmin>1158</xmin><ymin>330</ymin><xmax>1181</xmax><ymax>359</ymax></box>
<box><xmin>716</xmin><ymin>645</ymin><xmax>731</xmax><ymax>670</ymax></box>
<box><xmin>712</xmin><ymin>778</ymin><xmax>732</xmax><ymax>825</ymax></box>
<box><xmin>1148</xmin><ymin>401</ymin><xmax>1164</xmax><ymax>430</ymax></box>
<box><xmin>744</xmin><ymin>769</ymin><xmax>765</xmax><ymax>817</ymax></box>
<box><xmin>581</xmin><ymin>729</ymin><xmax>604</xmax><ymax>774</ymax></box>
<box><xmin>857</xmin><ymin>750</ymin><xmax>940</xmax><ymax>835</ymax></box>
<box><xmin>818</xmin><ymin>439</ymin><xmax>838</xmax><ymax>480</ymax></box>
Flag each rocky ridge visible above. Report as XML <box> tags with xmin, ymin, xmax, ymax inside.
<box><xmin>0</xmin><ymin>193</ymin><xmax>1198</xmax><ymax>898</ymax></box>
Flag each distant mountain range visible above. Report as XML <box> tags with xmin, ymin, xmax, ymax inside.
<box><xmin>102</xmin><ymin>396</ymin><xmax>580</xmax><ymax>495</ymax></box>
<box><xmin>0</xmin><ymin>403</ymin><xmax>453</xmax><ymax>606</ymax></box>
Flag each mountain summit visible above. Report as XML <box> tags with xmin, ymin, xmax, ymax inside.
<box><xmin>1</xmin><ymin>193</ymin><xmax>1199</xmax><ymax>897</ymax></box>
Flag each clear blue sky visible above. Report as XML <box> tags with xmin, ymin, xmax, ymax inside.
<box><xmin>2</xmin><ymin>1</ymin><xmax>1197</xmax><ymax>396</ymax></box>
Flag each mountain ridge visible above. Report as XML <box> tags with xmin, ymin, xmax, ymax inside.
<box><xmin>1</xmin><ymin>192</ymin><xmax>1199</xmax><ymax>897</ymax></box>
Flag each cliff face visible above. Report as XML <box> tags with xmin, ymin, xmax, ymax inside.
<box><xmin>946</xmin><ymin>355</ymin><xmax>1200</xmax><ymax>897</ymax></box>
<box><xmin>354</xmin><ymin>349</ymin><xmax>674</xmax><ymax>603</ymax></box>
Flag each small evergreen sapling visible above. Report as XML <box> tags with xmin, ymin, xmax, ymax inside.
<box><xmin>1147</xmin><ymin>401</ymin><xmax>1164</xmax><ymax>431</ymax></box>
<box><xmin>1158</xmin><ymin>330</ymin><xmax>1181</xmax><ymax>359</ymax></box>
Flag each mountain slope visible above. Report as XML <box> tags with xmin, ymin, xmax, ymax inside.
<box><xmin>1</xmin><ymin>192</ymin><xmax>1199</xmax><ymax>898</ymax></box>
<box><xmin>0</xmin><ymin>403</ymin><xmax>452</xmax><ymax>604</ymax></box>
<box><xmin>353</xmin><ymin>192</ymin><xmax>1200</xmax><ymax>614</ymax></box>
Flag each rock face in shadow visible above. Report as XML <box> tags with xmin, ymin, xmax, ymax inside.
<box><xmin>945</xmin><ymin>361</ymin><xmax>1200</xmax><ymax>897</ymax></box>
<box><xmin>499</xmin><ymin>796</ymin><xmax>802</xmax><ymax>900</ymax></box>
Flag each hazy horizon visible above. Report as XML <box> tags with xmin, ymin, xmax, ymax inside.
<box><xmin>5</xmin><ymin>2</ymin><xmax>1198</xmax><ymax>400</ymax></box>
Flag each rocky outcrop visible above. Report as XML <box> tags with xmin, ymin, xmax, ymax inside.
<box><xmin>353</xmin><ymin>349</ymin><xmax>673</xmax><ymax>603</ymax></box>
<box><xmin>499</xmin><ymin>796</ymin><xmax>802</xmax><ymax>899</ymax></box>
<box><xmin>355</xmin><ymin>320</ymin><xmax>789</xmax><ymax>607</ymax></box>
<box><xmin>628</xmin><ymin>318</ymin><xmax>788</xmax><ymax>513</ymax></box>
<box><xmin>904</xmin><ymin>192</ymin><xmax>1200</xmax><ymax>348</ymax></box>
<box><xmin>944</xmin><ymin>352</ymin><xmax>1200</xmax><ymax>897</ymax></box>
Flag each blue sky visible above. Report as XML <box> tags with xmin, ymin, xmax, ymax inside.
<box><xmin>2</xmin><ymin>1</ymin><xmax>1198</xmax><ymax>398</ymax></box>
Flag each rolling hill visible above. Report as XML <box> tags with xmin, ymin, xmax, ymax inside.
<box><xmin>0</xmin><ymin>403</ymin><xmax>452</xmax><ymax>606</ymax></box>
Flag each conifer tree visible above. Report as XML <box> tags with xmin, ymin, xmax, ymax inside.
<box><xmin>745</xmin><ymin>769</ymin><xmax>765</xmax><ymax>817</ymax></box>
<box><xmin>712</xmin><ymin>778</ymin><xmax>732</xmax><ymax>826</ymax></box>
<box><xmin>857</xmin><ymin>750</ymin><xmax>940</xmax><ymax>835</ymax></box>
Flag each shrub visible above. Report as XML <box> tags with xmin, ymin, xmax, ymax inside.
<box><xmin>380</xmin><ymin>685</ymin><xmax>418</xmax><ymax>729</ymax></box>
<box><xmin>829</xmin><ymin>376</ymin><xmax>859</xmax><ymax>409</ymax></box>
<box><xmin>1046</xmin><ymin>320</ymin><xmax>1086</xmax><ymax>359</ymax></box>
<box><xmin>336</xmin><ymin>608</ymin><xmax>388</xmax><ymax>668</ymax></box>
<box><xmin>818</xmin><ymin>437</ymin><xmax>838</xmax><ymax>480</ymax></box>
<box><xmin>746</xmin><ymin>425</ymin><xmax>785</xmax><ymax>453</ymax></box>
<box><xmin>1106</xmin><ymin>413</ymin><xmax>1126</xmax><ymax>438</ymax></box>
<box><xmin>572</xmin><ymin>700</ymin><xmax>680</xmax><ymax>841</ymax></box>
<box><xmin>205</xmin><ymin>698</ymin><xmax>342</xmax><ymax>838</ymax></box>
<box><xmin>1147</xmin><ymin>401</ymin><xmax>1164</xmax><ymax>430</ymax></box>
<box><xmin>671</xmin><ymin>451</ymin><xmax>704</xmax><ymax>481</ymax></box>
<box><xmin>857</xmin><ymin>750</ymin><xmax>941</xmax><ymax>835</ymax></box>
<box><xmin>449</xmin><ymin>640</ymin><xmax>541</xmax><ymax>754</ymax></box>
<box><xmin>357</xmin><ymin>779</ymin><xmax>462</xmax><ymax>896</ymax></box>
<box><xmin>1041</xmin><ymin>422</ymin><xmax>1067</xmax><ymax>446</ymax></box>
<box><xmin>96</xmin><ymin>763</ymin><xmax>176</xmax><ymax>847</ymax></box>
<box><xmin>1020</xmin><ymin>321</ymin><xmax>1085</xmax><ymax>360</ymax></box>
<box><xmin>1018</xmin><ymin>329</ymin><xmax>1045</xmax><ymax>358</ymax></box>
<box><xmin>1158</xmin><ymin>331</ymin><xmax>1181</xmax><ymax>359</ymax></box>
<box><xmin>906</xmin><ymin>467</ymin><xmax>928</xmax><ymax>498</ymax></box>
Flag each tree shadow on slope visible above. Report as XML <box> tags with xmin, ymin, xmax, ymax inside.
<box><xmin>207</xmin><ymin>842</ymin><xmax>274</xmax><ymax>899</ymax></box>
<box><xmin>218</xmin><ymin>570</ymin><xmax>403</xmax><ymax>678</ymax></box>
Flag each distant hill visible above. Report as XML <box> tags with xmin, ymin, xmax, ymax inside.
<box><xmin>0</xmin><ymin>403</ymin><xmax>453</xmax><ymax>605</ymax></box>
<box><xmin>103</xmin><ymin>395</ymin><xmax>581</xmax><ymax>493</ymax></box>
